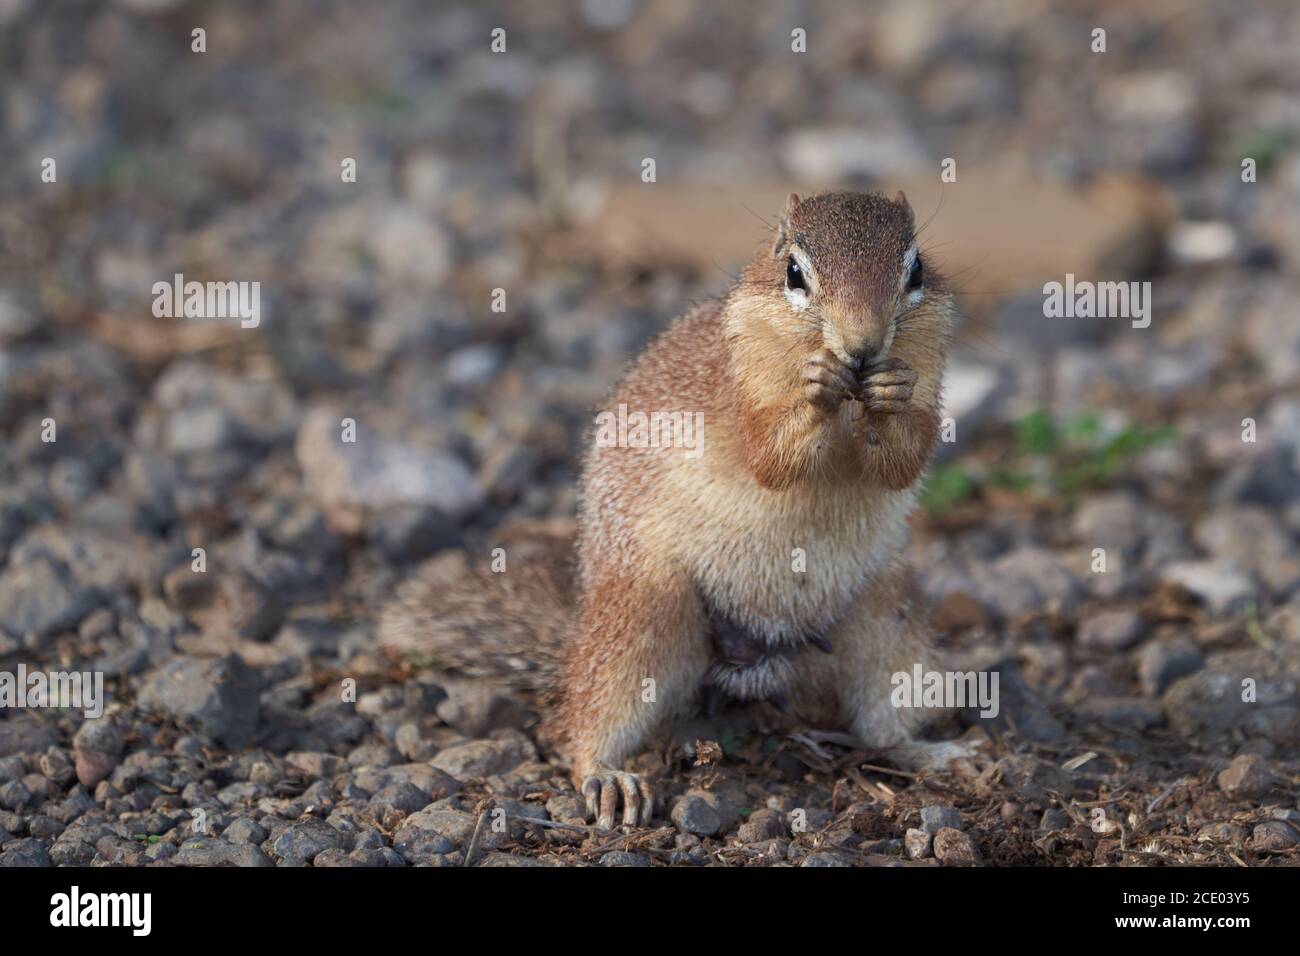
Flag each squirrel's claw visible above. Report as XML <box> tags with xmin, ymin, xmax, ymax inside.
<box><xmin>582</xmin><ymin>770</ymin><xmax>653</xmax><ymax>829</ymax></box>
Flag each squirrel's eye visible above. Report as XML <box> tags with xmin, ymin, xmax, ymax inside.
<box><xmin>786</xmin><ymin>257</ymin><xmax>807</xmax><ymax>293</ymax></box>
<box><xmin>905</xmin><ymin>256</ymin><xmax>923</xmax><ymax>292</ymax></box>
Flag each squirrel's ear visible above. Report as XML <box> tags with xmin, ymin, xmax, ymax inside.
<box><xmin>771</xmin><ymin>192</ymin><xmax>800</xmax><ymax>258</ymax></box>
<box><xmin>895</xmin><ymin>190</ymin><xmax>915</xmax><ymax>229</ymax></box>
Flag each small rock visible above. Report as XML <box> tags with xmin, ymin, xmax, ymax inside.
<box><xmin>272</xmin><ymin>819</ymin><xmax>351</xmax><ymax>862</ymax></box>
<box><xmin>393</xmin><ymin>807</ymin><xmax>479</xmax><ymax>851</ymax></box>
<box><xmin>977</xmin><ymin>547</ymin><xmax>1082</xmax><ymax>619</ymax></box>
<box><xmin>0</xmin><ymin>837</ymin><xmax>51</xmax><ymax>867</ymax></box>
<box><xmin>189</xmin><ymin>572</ymin><xmax>286</xmax><ymax>643</ymax></box>
<box><xmin>72</xmin><ymin>716</ymin><xmax>125</xmax><ymax>787</ymax></box>
<box><xmin>600</xmin><ymin>850</ymin><xmax>651</xmax><ymax>867</ymax></box>
<box><xmin>369</xmin><ymin>782</ymin><xmax>431</xmax><ymax>817</ymax></box>
<box><xmin>393</xmin><ymin>723</ymin><xmax>434</xmax><ymax>762</ymax></box>
<box><xmin>1196</xmin><ymin>822</ymin><xmax>1249</xmax><ymax>845</ymax></box>
<box><xmin>175</xmin><ymin>839</ymin><xmax>273</xmax><ymax>867</ymax></box>
<box><xmin>391</xmin><ymin>830</ymin><xmax>457</xmax><ymax>865</ymax></box>
<box><xmin>983</xmin><ymin>755</ymin><xmax>1073</xmax><ymax>804</ymax></box>
<box><xmin>1138</xmin><ymin>641</ymin><xmax>1204</xmax><ymax>697</ymax></box>
<box><xmin>1217</xmin><ymin>754</ymin><xmax>1273</xmax><ymax>799</ymax></box>
<box><xmin>137</xmin><ymin>654</ymin><xmax>260</xmax><ymax>747</ymax></box>
<box><xmin>904</xmin><ymin>828</ymin><xmax>932</xmax><ymax>859</ymax></box>
<box><xmin>1073</xmin><ymin>492</ymin><xmax>1144</xmax><ymax>560</ymax></box>
<box><xmin>735</xmin><ymin>809</ymin><xmax>785</xmax><ymax>843</ymax></box>
<box><xmin>1160</xmin><ymin>560</ymin><xmax>1255</xmax><ymax>615</ymax></box>
<box><xmin>919</xmin><ymin>805</ymin><xmax>964</xmax><ymax>834</ymax></box>
<box><xmin>1163</xmin><ymin>649</ymin><xmax>1300</xmax><ymax>742</ymax></box>
<box><xmin>1215</xmin><ymin>447</ymin><xmax>1300</xmax><ymax>509</ymax></box>
<box><xmin>1253</xmin><ymin>821</ymin><xmax>1300</xmax><ymax>852</ymax></box>
<box><xmin>73</xmin><ymin>716</ymin><xmax>124</xmax><ymax>758</ymax></box>
<box><xmin>222</xmin><ymin>818</ymin><xmax>269</xmax><ymax>845</ymax></box>
<box><xmin>295</xmin><ymin>408</ymin><xmax>482</xmax><ymax>527</ymax></box>
<box><xmin>436</xmin><ymin>683</ymin><xmax>531</xmax><ymax>738</ymax></box>
<box><xmin>369</xmin><ymin>505</ymin><xmax>459</xmax><ymax>563</ymax></box>
<box><xmin>0</xmin><ymin>781</ymin><xmax>33</xmax><ymax>812</ymax></box>
<box><xmin>161</xmin><ymin>563</ymin><xmax>216</xmax><ymax>612</ymax></box>
<box><xmin>1194</xmin><ymin>507</ymin><xmax>1300</xmax><ymax>596</ymax></box>
<box><xmin>285</xmin><ymin>752</ymin><xmax>345</xmax><ymax>777</ymax></box>
<box><xmin>38</xmin><ymin>749</ymin><xmax>75</xmax><ymax>787</ymax></box>
<box><xmin>429</xmin><ymin>736</ymin><xmax>536</xmax><ymax>779</ymax></box>
<box><xmin>27</xmin><ymin>815</ymin><xmax>63</xmax><ymax>839</ymax></box>
<box><xmin>932</xmin><ymin>827</ymin><xmax>982</xmax><ymax>866</ymax></box>
<box><xmin>0</xmin><ymin>558</ymin><xmax>97</xmax><ymax>641</ymax></box>
<box><xmin>799</xmin><ymin>851</ymin><xmax>851</xmax><ymax>867</ymax></box>
<box><xmin>671</xmin><ymin>791</ymin><xmax>722</xmax><ymax>837</ymax></box>
<box><xmin>0</xmin><ymin>719</ymin><xmax>57</xmax><ymax>759</ymax></box>
<box><xmin>986</xmin><ymin>663</ymin><xmax>1067</xmax><ymax>745</ymax></box>
<box><xmin>0</xmin><ymin>754</ymin><xmax>25</xmax><ymax>785</ymax></box>
<box><xmin>1077</xmin><ymin>610</ymin><xmax>1143</xmax><ymax>652</ymax></box>
<box><xmin>1076</xmin><ymin>697</ymin><xmax>1166</xmax><ymax>730</ymax></box>
<box><xmin>49</xmin><ymin>787</ymin><xmax>95</xmax><ymax>825</ymax></box>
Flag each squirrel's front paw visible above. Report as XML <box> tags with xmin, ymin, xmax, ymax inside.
<box><xmin>859</xmin><ymin>357</ymin><xmax>917</xmax><ymax>415</ymax></box>
<box><xmin>802</xmin><ymin>348</ymin><xmax>858</xmax><ymax>415</ymax></box>
<box><xmin>581</xmin><ymin>769</ymin><xmax>654</xmax><ymax>829</ymax></box>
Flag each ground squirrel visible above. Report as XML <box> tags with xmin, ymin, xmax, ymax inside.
<box><xmin>381</xmin><ymin>190</ymin><xmax>973</xmax><ymax>829</ymax></box>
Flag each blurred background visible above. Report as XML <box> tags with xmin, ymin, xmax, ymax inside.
<box><xmin>0</xmin><ymin>0</ymin><xmax>1298</xmax><ymax>867</ymax></box>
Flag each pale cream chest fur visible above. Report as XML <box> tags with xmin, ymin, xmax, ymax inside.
<box><xmin>644</xmin><ymin>450</ymin><xmax>916</xmax><ymax>643</ymax></box>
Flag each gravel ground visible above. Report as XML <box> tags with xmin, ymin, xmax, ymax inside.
<box><xmin>1</xmin><ymin>0</ymin><xmax>1298</xmax><ymax>867</ymax></box>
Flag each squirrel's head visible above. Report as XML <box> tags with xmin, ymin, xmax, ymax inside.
<box><xmin>755</xmin><ymin>190</ymin><xmax>950</xmax><ymax>367</ymax></box>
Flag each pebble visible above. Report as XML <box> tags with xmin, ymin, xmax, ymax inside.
<box><xmin>904</xmin><ymin>828</ymin><xmax>932</xmax><ymax>859</ymax></box>
<box><xmin>919</xmin><ymin>804</ymin><xmax>964</xmax><ymax>834</ymax></box>
<box><xmin>368</xmin><ymin>782</ymin><xmax>431</xmax><ymax>816</ymax></box>
<box><xmin>799</xmin><ymin>851</ymin><xmax>852</xmax><ymax>867</ymax></box>
<box><xmin>1076</xmin><ymin>610</ymin><xmax>1143</xmax><ymax>652</ymax></box>
<box><xmin>1160</xmin><ymin>560</ymin><xmax>1255</xmax><ymax>615</ymax></box>
<box><xmin>271</xmin><ymin>819</ymin><xmax>352</xmax><ymax>862</ymax></box>
<box><xmin>0</xmin><ymin>558</ymin><xmax>97</xmax><ymax>641</ymax></box>
<box><xmin>932</xmin><ymin>828</ymin><xmax>983</xmax><ymax>866</ymax></box>
<box><xmin>1138</xmin><ymin>640</ymin><xmax>1204</xmax><ymax>697</ymax></box>
<box><xmin>1216</xmin><ymin>754</ymin><xmax>1273</xmax><ymax>799</ymax></box>
<box><xmin>0</xmin><ymin>837</ymin><xmax>51</xmax><ymax>867</ymax></box>
<box><xmin>137</xmin><ymin>654</ymin><xmax>261</xmax><ymax>747</ymax></box>
<box><xmin>295</xmin><ymin>408</ymin><xmax>483</xmax><ymax>524</ymax></box>
<box><xmin>222</xmin><ymin>818</ymin><xmax>269</xmax><ymax>845</ymax></box>
<box><xmin>977</xmin><ymin>547</ymin><xmax>1082</xmax><ymax>619</ymax></box>
<box><xmin>671</xmin><ymin>791</ymin><xmax>723</xmax><ymax>838</ymax></box>
<box><xmin>1196</xmin><ymin>823</ymin><xmax>1248</xmax><ymax>845</ymax></box>
<box><xmin>1252</xmin><ymin>821</ymin><xmax>1300</xmax><ymax>852</ymax></box>
<box><xmin>735</xmin><ymin>809</ymin><xmax>785</xmax><ymax>843</ymax></box>
<box><xmin>429</xmin><ymin>736</ymin><xmax>536</xmax><ymax>779</ymax></box>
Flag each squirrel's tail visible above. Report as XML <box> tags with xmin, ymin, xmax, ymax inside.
<box><xmin>376</xmin><ymin>520</ymin><xmax>577</xmax><ymax>693</ymax></box>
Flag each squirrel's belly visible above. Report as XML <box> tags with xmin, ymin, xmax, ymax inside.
<box><xmin>653</xmin><ymin>468</ymin><xmax>917</xmax><ymax>639</ymax></box>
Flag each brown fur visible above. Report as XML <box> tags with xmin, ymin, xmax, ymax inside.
<box><xmin>379</xmin><ymin>192</ymin><xmax>965</xmax><ymax>828</ymax></box>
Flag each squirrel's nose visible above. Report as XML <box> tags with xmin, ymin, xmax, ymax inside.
<box><xmin>844</xmin><ymin>340</ymin><xmax>878</xmax><ymax>370</ymax></box>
